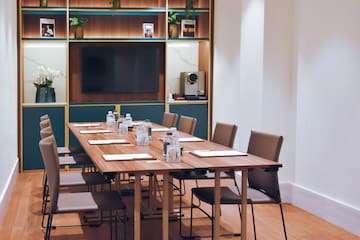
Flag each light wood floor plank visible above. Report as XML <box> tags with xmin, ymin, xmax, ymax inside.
<box><xmin>0</xmin><ymin>172</ymin><xmax>358</xmax><ymax>240</ymax></box>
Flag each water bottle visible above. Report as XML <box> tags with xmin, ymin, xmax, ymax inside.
<box><xmin>125</xmin><ymin>113</ymin><xmax>133</xmax><ymax>128</ymax></box>
<box><xmin>163</xmin><ymin>131</ymin><xmax>172</xmax><ymax>156</ymax></box>
<box><xmin>145</xmin><ymin>119</ymin><xmax>152</xmax><ymax>140</ymax></box>
<box><xmin>136</xmin><ymin>123</ymin><xmax>149</xmax><ymax>146</ymax></box>
<box><xmin>106</xmin><ymin>111</ymin><xmax>115</xmax><ymax>129</ymax></box>
<box><xmin>166</xmin><ymin>128</ymin><xmax>181</xmax><ymax>162</ymax></box>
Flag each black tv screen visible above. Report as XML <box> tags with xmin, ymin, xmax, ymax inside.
<box><xmin>81</xmin><ymin>43</ymin><xmax>161</xmax><ymax>93</ymax></box>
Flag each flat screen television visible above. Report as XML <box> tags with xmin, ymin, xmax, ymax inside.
<box><xmin>81</xmin><ymin>43</ymin><xmax>162</xmax><ymax>93</ymax></box>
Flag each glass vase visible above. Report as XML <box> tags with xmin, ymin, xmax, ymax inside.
<box><xmin>35</xmin><ymin>87</ymin><xmax>56</xmax><ymax>103</ymax></box>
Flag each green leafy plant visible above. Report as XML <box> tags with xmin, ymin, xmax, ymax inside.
<box><xmin>109</xmin><ymin>0</ymin><xmax>121</xmax><ymax>8</ymax></box>
<box><xmin>168</xmin><ymin>12</ymin><xmax>180</xmax><ymax>24</ymax></box>
<box><xmin>185</xmin><ymin>0</ymin><xmax>194</xmax><ymax>17</ymax></box>
<box><xmin>69</xmin><ymin>16</ymin><xmax>86</xmax><ymax>27</ymax></box>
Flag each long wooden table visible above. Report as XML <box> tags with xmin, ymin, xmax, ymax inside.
<box><xmin>68</xmin><ymin>122</ymin><xmax>282</xmax><ymax>240</ymax></box>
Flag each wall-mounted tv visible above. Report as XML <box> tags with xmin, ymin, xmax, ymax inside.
<box><xmin>81</xmin><ymin>43</ymin><xmax>162</xmax><ymax>93</ymax></box>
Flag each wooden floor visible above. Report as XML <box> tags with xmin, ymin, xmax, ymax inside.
<box><xmin>0</xmin><ymin>171</ymin><xmax>359</xmax><ymax>240</ymax></box>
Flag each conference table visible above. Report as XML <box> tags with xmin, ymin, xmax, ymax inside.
<box><xmin>68</xmin><ymin>121</ymin><xmax>282</xmax><ymax>240</ymax></box>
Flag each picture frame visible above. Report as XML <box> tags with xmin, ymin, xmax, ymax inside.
<box><xmin>40</xmin><ymin>18</ymin><xmax>55</xmax><ymax>38</ymax></box>
<box><xmin>143</xmin><ymin>23</ymin><xmax>154</xmax><ymax>38</ymax></box>
<box><xmin>180</xmin><ymin>19</ymin><xmax>196</xmax><ymax>38</ymax></box>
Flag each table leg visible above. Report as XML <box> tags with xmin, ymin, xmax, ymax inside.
<box><xmin>241</xmin><ymin>169</ymin><xmax>248</xmax><ymax>240</ymax></box>
<box><xmin>134</xmin><ymin>174</ymin><xmax>141</xmax><ymax>240</ymax></box>
<box><xmin>162</xmin><ymin>173</ymin><xmax>169</xmax><ymax>240</ymax></box>
<box><xmin>214</xmin><ymin>170</ymin><xmax>221</xmax><ymax>239</ymax></box>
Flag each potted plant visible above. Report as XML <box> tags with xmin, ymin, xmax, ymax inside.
<box><xmin>40</xmin><ymin>0</ymin><xmax>48</xmax><ymax>7</ymax></box>
<box><xmin>33</xmin><ymin>66</ymin><xmax>62</xmax><ymax>103</ymax></box>
<box><xmin>110</xmin><ymin>0</ymin><xmax>121</xmax><ymax>8</ymax></box>
<box><xmin>185</xmin><ymin>0</ymin><xmax>194</xmax><ymax>17</ymax></box>
<box><xmin>168</xmin><ymin>12</ymin><xmax>180</xmax><ymax>38</ymax></box>
<box><xmin>69</xmin><ymin>16</ymin><xmax>86</xmax><ymax>39</ymax></box>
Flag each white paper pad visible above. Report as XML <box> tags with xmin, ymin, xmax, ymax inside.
<box><xmin>73</xmin><ymin>123</ymin><xmax>101</xmax><ymax>127</ymax></box>
<box><xmin>179</xmin><ymin>137</ymin><xmax>204</xmax><ymax>142</ymax></box>
<box><xmin>190</xmin><ymin>150</ymin><xmax>247</xmax><ymax>157</ymax></box>
<box><xmin>80</xmin><ymin>129</ymin><xmax>112</xmax><ymax>134</ymax></box>
<box><xmin>152</xmin><ymin>127</ymin><xmax>170</xmax><ymax>132</ymax></box>
<box><xmin>88</xmin><ymin>139</ymin><xmax>129</xmax><ymax>145</ymax></box>
<box><xmin>103</xmin><ymin>153</ymin><xmax>156</xmax><ymax>161</ymax></box>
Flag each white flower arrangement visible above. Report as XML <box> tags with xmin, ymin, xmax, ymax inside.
<box><xmin>33</xmin><ymin>65</ymin><xmax>62</xmax><ymax>88</ymax></box>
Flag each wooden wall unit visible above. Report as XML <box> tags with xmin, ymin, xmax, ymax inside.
<box><xmin>19</xmin><ymin>0</ymin><xmax>213</xmax><ymax>170</ymax></box>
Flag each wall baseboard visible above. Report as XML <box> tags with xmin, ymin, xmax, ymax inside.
<box><xmin>280</xmin><ymin>182</ymin><xmax>360</xmax><ymax>237</ymax></box>
<box><xmin>0</xmin><ymin>159</ymin><xmax>19</xmax><ymax>224</ymax></box>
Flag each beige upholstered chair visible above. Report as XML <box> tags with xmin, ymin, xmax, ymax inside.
<box><xmin>174</xmin><ymin>122</ymin><xmax>238</xmax><ymax>237</ymax></box>
<box><xmin>178</xmin><ymin>115</ymin><xmax>197</xmax><ymax>135</ymax></box>
<box><xmin>189</xmin><ymin>130</ymin><xmax>287</xmax><ymax>240</ymax></box>
<box><xmin>162</xmin><ymin>112</ymin><xmax>178</xmax><ymax>128</ymax></box>
<box><xmin>211</xmin><ymin>122</ymin><xmax>238</xmax><ymax>148</ymax></box>
<box><xmin>39</xmin><ymin>133</ymin><xmax>109</xmax><ymax>228</ymax></box>
<box><xmin>40</xmin><ymin>126</ymin><xmax>91</xmax><ymax>166</ymax></box>
<box><xmin>40</xmin><ymin>114</ymin><xmax>84</xmax><ymax>155</ymax></box>
<box><xmin>39</xmin><ymin>136</ymin><xmax>127</xmax><ymax>240</ymax></box>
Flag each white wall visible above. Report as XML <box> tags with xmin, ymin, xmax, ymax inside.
<box><xmin>214</xmin><ymin>0</ymin><xmax>360</xmax><ymax>236</ymax></box>
<box><xmin>0</xmin><ymin>0</ymin><xmax>19</xmax><ymax>223</ymax></box>
<box><xmin>294</xmin><ymin>0</ymin><xmax>360</xmax><ymax>234</ymax></box>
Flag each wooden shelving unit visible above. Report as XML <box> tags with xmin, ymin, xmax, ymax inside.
<box><xmin>19</xmin><ymin>0</ymin><xmax>213</xmax><ymax>170</ymax></box>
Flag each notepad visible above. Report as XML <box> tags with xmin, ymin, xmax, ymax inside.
<box><xmin>152</xmin><ymin>127</ymin><xmax>170</xmax><ymax>132</ymax></box>
<box><xmin>103</xmin><ymin>153</ymin><xmax>156</xmax><ymax>161</ymax></box>
<box><xmin>80</xmin><ymin>129</ymin><xmax>112</xmax><ymax>134</ymax></box>
<box><xmin>190</xmin><ymin>150</ymin><xmax>247</xmax><ymax>157</ymax></box>
<box><xmin>88</xmin><ymin>139</ymin><xmax>129</xmax><ymax>145</ymax></box>
<box><xmin>73</xmin><ymin>123</ymin><xmax>101</xmax><ymax>127</ymax></box>
<box><xmin>179</xmin><ymin>137</ymin><xmax>204</xmax><ymax>142</ymax></box>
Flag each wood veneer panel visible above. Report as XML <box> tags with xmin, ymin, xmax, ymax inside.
<box><xmin>22</xmin><ymin>14</ymin><xmax>67</xmax><ymax>38</ymax></box>
<box><xmin>22</xmin><ymin>0</ymin><xmax>66</xmax><ymax>7</ymax></box>
<box><xmin>72</xmin><ymin>15</ymin><xmax>165</xmax><ymax>39</ymax></box>
<box><xmin>69</xmin><ymin>0</ymin><xmax>166</xmax><ymax>8</ymax></box>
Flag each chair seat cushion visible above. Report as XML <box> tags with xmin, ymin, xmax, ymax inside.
<box><xmin>57</xmin><ymin>192</ymin><xmax>98</xmax><ymax>212</ymax></box>
<box><xmin>92</xmin><ymin>191</ymin><xmax>126</xmax><ymax>211</ymax></box>
<box><xmin>60</xmin><ymin>172</ymin><xmax>107</xmax><ymax>186</ymax></box>
<box><xmin>57</xmin><ymin>146</ymin><xmax>71</xmax><ymax>155</ymax></box>
<box><xmin>192</xmin><ymin>187</ymin><xmax>242</xmax><ymax>205</ymax></box>
<box><xmin>59</xmin><ymin>156</ymin><xmax>77</xmax><ymax>165</ymax></box>
<box><xmin>192</xmin><ymin>186</ymin><xmax>275</xmax><ymax>205</ymax></box>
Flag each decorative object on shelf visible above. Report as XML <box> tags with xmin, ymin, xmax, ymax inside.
<box><xmin>69</xmin><ymin>16</ymin><xmax>86</xmax><ymax>39</ymax></box>
<box><xmin>40</xmin><ymin>0</ymin><xmax>48</xmax><ymax>7</ymax></box>
<box><xmin>110</xmin><ymin>0</ymin><xmax>121</xmax><ymax>9</ymax></box>
<box><xmin>33</xmin><ymin>66</ymin><xmax>62</xmax><ymax>103</ymax></box>
<box><xmin>35</xmin><ymin>87</ymin><xmax>56</xmax><ymax>103</ymax></box>
<box><xmin>181</xmin><ymin>19</ymin><xmax>196</xmax><ymax>38</ymax></box>
<box><xmin>168</xmin><ymin>12</ymin><xmax>179</xmax><ymax>38</ymax></box>
<box><xmin>143</xmin><ymin>23</ymin><xmax>154</xmax><ymax>38</ymax></box>
<box><xmin>40</xmin><ymin>18</ymin><xmax>55</xmax><ymax>38</ymax></box>
<box><xmin>185</xmin><ymin>0</ymin><xmax>194</xmax><ymax>17</ymax></box>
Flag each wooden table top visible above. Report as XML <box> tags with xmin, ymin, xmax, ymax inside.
<box><xmin>68</xmin><ymin>122</ymin><xmax>282</xmax><ymax>174</ymax></box>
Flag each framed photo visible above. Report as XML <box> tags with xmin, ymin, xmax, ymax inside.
<box><xmin>40</xmin><ymin>18</ymin><xmax>55</xmax><ymax>38</ymax></box>
<box><xmin>180</xmin><ymin>19</ymin><xmax>196</xmax><ymax>38</ymax></box>
<box><xmin>143</xmin><ymin>23</ymin><xmax>154</xmax><ymax>38</ymax></box>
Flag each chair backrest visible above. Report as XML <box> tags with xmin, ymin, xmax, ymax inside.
<box><xmin>178</xmin><ymin>115</ymin><xmax>197</xmax><ymax>135</ymax></box>
<box><xmin>162</xmin><ymin>112</ymin><xmax>178</xmax><ymax>128</ymax></box>
<box><xmin>40</xmin><ymin>118</ymin><xmax>51</xmax><ymax>129</ymax></box>
<box><xmin>39</xmin><ymin>135</ymin><xmax>60</xmax><ymax>213</ymax></box>
<box><xmin>211</xmin><ymin>122</ymin><xmax>238</xmax><ymax>148</ymax></box>
<box><xmin>40</xmin><ymin>114</ymin><xmax>49</xmax><ymax>121</ymax></box>
<box><xmin>247</xmin><ymin>130</ymin><xmax>283</xmax><ymax>202</ymax></box>
<box><xmin>40</xmin><ymin>126</ymin><xmax>53</xmax><ymax>139</ymax></box>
